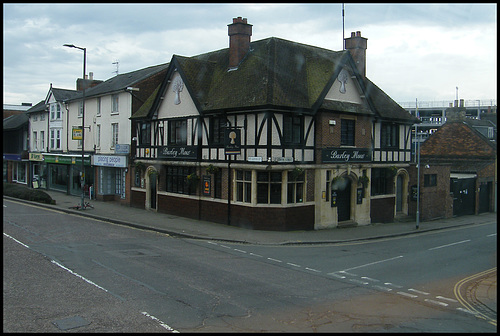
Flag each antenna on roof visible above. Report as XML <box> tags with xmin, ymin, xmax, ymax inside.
<box><xmin>342</xmin><ymin>3</ymin><xmax>345</xmax><ymax>50</ymax></box>
<box><xmin>112</xmin><ymin>60</ymin><xmax>119</xmax><ymax>76</ymax></box>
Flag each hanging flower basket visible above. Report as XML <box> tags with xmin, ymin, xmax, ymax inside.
<box><xmin>387</xmin><ymin>166</ymin><xmax>398</xmax><ymax>177</ymax></box>
<box><xmin>206</xmin><ymin>164</ymin><xmax>219</xmax><ymax>175</ymax></box>
<box><xmin>290</xmin><ymin>167</ymin><xmax>305</xmax><ymax>181</ymax></box>
<box><xmin>358</xmin><ymin>175</ymin><xmax>370</xmax><ymax>187</ymax></box>
<box><xmin>187</xmin><ymin>173</ymin><xmax>200</xmax><ymax>186</ymax></box>
<box><xmin>135</xmin><ymin>161</ymin><xmax>145</xmax><ymax>173</ymax></box>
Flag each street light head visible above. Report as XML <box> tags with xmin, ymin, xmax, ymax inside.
<box><xmin>63</xmin><ymin>44</ymin><xmax>85</xmax><ymax>51</ymax></box>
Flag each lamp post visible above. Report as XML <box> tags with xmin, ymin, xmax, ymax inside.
<box><xmin>63</xmin><ymin>44</ymin><xmax>86</xmax><ymax>210</ymax></box>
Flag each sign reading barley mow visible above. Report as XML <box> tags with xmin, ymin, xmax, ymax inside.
<box><xmin>158</xmin><ymin>146</ymin><xmax>198</xmax><ymax>160</ymax></box>
<box><xmin>321</xmin><ymin>148</ymin><xmax>372</xmax><ymax>163</ymax></box>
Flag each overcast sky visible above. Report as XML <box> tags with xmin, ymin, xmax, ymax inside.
<box><xmin>3</xmin><ymin>3</ymin><xmax>497</xmax><ymax>107</ymax></box>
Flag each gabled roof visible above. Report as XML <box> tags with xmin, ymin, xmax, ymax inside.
<box><xmin>66</xmin><ymin>63</ymin><xmax>169</xmax><ymax>101</ymax></box>
<box><xmin>25</xmin><ymin>100</ymin><xmax>48</xmax><ymax>114</ymax></box>
<box><xmin>45</xmin><ymin>87</ymin><xmax>79</xmax><ymax>104</ymax></box>
<box><xmin>3</xmin><ymin>113</ymin><xmax>28</xmax><ymax>130</ymax></box>
<box><xmin>133</xmin><ymin>36</ymin><xmax>417</xmax><ymax>123</ymax></box>
<box><xmin>421</xmin><ymin>121</ymin><xmax>496</xmax><ymax>159</ymax></box>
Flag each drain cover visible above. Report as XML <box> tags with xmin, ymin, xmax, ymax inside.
<box><xmin>53</xmin><ymin>315</ymin><xmax>90</xmax><ymax>330</ymax></box>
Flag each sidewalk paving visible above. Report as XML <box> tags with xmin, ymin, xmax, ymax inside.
<box><xmin>5</xmin><ymin>190</ymin><xmax>497</xmax><ymax>245</ymax></box>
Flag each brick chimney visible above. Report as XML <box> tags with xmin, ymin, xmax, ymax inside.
<box><xmin>228</xmin><ymin>17</ymin><xmax>252</xmax><ymax>69</ymax></box>
<box><xmin>344</xmin><ymin>31</ymin><xmax>367</xmax><ymax>78</ymax></box>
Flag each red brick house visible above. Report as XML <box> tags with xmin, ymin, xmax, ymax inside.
<box><xmin>412</xmin><ymin>108</ymin><xmax>497</xmax><ymax>219</ymax></box>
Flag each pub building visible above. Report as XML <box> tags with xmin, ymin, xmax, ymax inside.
<box><xmin>130</xmin><ymin>18</ymin><xmax>418</xmax><ymax>230</ymax></box>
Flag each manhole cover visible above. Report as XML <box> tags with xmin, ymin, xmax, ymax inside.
<box><xmin>53</xmin><ymin>315</ymin><xmax>90</xmax><ymax>330</ymax></box>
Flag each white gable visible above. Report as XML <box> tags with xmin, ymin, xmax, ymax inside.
<box><xmin>324</xmin><ymin>68</ymin><xmax>363</xmax><ymax>104</ymax></box>
<box><xmin>157</xmin><ymin>72</ymin><xmax>199</xmax><ymax>119</ymax></box>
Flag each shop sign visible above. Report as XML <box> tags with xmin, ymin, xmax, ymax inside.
<box><xmin>321</xmin><ymin>148</ymin><xmax>372</xmax><ymax>163</ymax></box>
<box><xmin>158</xmin><ymin>146</ymin><xmax>198</xmax><ymax>160</ymax></box>
<box><xmin>224</xmin><ymin>128</ymin><xmax>241</xmax><ymax>155</ymax></box>
<box><xmin>72</xmin><ymin>127</ymin><xmax>83</xmax><ymax>140</ymax></box>
<box><xmin>29</xmin><ymin>153</ymin><xmax>44</xmax><ymax>161</ymax></box>
<box><xmin>92</xmin><ymin>155</ymin><xmax>128</xmax><ymax>168</ymax></box>
<box><xmin>43</xmin><ymin>155</ymin><xmax>91</xmax><ymax>165</ymax></box>
<box><xmin>115</xmin><ymin>144</ymin><xmax>130</xmax><ymax>154</ymax></box>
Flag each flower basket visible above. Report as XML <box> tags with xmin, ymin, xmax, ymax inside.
<box><xmin>387</xmin><ymin>166</ymin><xmax>398</xmax><ymax>177</ymax></box>
<box><xmin>289</xmin><ymin>167</ymin><xmax>305</xmax><ymax>181</ymax></box>
<box><xmin>206</xmin><ymin>164</ymin><xmax>219</xmax><ymax>175</ymax></box>
<box><xmin>187</xmin><ymin>173</ymin><xmax>200</xmax><ymax>187</ymax></box>
<box><xmin>358</xmin><ymin>175</ymin><xmax>370</xmax><ymax>187</ymax></box>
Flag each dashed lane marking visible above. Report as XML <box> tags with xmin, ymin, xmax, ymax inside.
<box><xmin>397</xmin><ymin>291</ymin><xmax>418</xmax><ymax>298</ymax></box>
<box><xmin>408</xmin><ymin>288</ymin><xmax>430</xmax><ymax>295</ymax></box>
<box><xmin>425</xmin><ymin>299</ymin><xmax>449</xmax><ymax>307</ymax></box>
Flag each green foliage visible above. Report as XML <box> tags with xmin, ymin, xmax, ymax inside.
<box><xmin>3</xmin><ymin>183</ymin><xmax>55</xmax><ymax>204</ymax></box>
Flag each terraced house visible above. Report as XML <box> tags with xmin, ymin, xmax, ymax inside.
<box><xmin>130</xmin><ymin>17</ymin><xmax>418</xmax><ymax>230</ymax></box>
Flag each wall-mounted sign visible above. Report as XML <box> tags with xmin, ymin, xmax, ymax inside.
<box><xmin>321</xmin><ymin>148</ymin><xmax>372</xmax><ymax>163</ymax></box>
<box><xmin>72</xmin><ymin>127</ymin><xmax>82</xmax><ymax>140</ymax></box>
<box><xmin>43</xmin><ymin>154</ymin><xmax>90</xmax><ymax>165</ymax></box>
<box><xmin>115</xmin><ymin>144</ymin><xmax>130</xmax><ymax>154</ymax></box>
<box><xmin>92</xmin><ymin>155</ymin><xmax>128</xmax><ymax>168</ymax></box>
<box><xmin>203</xmin><ymin>175</ymin><xmax>211</xmax><ymax>196</ymax></box>
<box><xmin>158</xmin><ymin>146</ymin><xmax>198</xmax><ymax>160</ymax></box>
<box><xmin>29</xmin><ymin>153</ymin><xmax>44</xmax><ymax>161</ymax></box>
<box><xmin>224</xmin><ymin>128</ymin><xmax>241</xmax><ymax>155</ymax></box>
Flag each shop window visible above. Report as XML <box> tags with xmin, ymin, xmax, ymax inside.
<box><xmin>283</xmin><ymin>115</ymin><xmax>302</xmax><ymax>145</ymax></box>
<box><xmin>236</xmin><ymin>170</ymin><xmax>252</xmax><ymax>202</ymax></box>
<box><xmin>257</xmin><ymin>171</ymin><xmax>282</xmax><ymax>204</ymax></box>
<box><xmin>341</xmin><ymin>119</ymin><xmax>355</xmax><ymax>146</ymax></box>
<box><xmin>165</xmin><ymin>166</ymin><xmax>196</xmax><ymax>195</ymax></box>
<box><xmin>424</xmin><ymin>174</ymin><xmax>437</xmax><ymax>187</ymax></box>
<box><xmin>287</xmin><ymin>170</ymin><xmax>304</xmax><ymax>203</ymax></box>
<box><xmin>168</xmin><ymin>119</ymin><xmax>187</xmax><ymax>145</ymax></box>
<box><xmin>371</xmin><ymin>168</ymin><xmax>393</xmax><ymax>196</ymax></box>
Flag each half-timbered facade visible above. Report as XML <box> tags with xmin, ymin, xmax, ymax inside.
<box><xmin>130</xmin><ymin>18</ymin><xmax>418</xmax><ymax>230</ymax></box>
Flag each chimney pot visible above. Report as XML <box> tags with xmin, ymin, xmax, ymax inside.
<box><xmin>228</xmin><ymin>17</ymin><xmax>252</xmax><ymax>69</ymax></box>
<box><xmin>345</xmin><ymin>31</ymin><xmax>368</xmax><ymax>78</ymax></box>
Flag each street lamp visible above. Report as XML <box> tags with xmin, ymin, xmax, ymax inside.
<box><xmin>64</xmin><ymin>44</ymin><xmax>86</xmax><ymax>210</ymax></box>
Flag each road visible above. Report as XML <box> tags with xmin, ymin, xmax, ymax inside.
<box><xmin>3</xmin><ymin>198</ymin><xmax>497</xmax><ymax>332</ymax></box>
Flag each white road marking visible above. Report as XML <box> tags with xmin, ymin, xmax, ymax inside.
<box><xmin>487</xmin><ymin>233</ymin><xmax>496</xmax><ymax>237</ymax></box>
<box><xmin>51</xmin><ymin>260</ymin><xmax>109</xmax><ymax>293</ymax></box>
<box><xmin>456</xmin><ymin>307</ymin><xmax>477</xmax><ymax>315</ymax></box>
<box><xmin>349</xmin><ymin>278</ymin><xmax>369</xmax><ymax>285</ymax></box>
<box><xmin>141</xmin><ymin>311</ymin><xmax>179</xmax><ymax>332</ymax></box>
<box><xmin>3</xmin><ymin>232</ymin><xmax>30</xmax><ymax>249</ymax></box>
<box><xmin>267</xmin><ymin>257</ymin><xmax>282</xmax><ymax>263</ymax></box>
<box><xmin>206</xmin><ymin>241</ymin><xmax>218</xmax><ymax>245</ymax></box>
<box><xmin>328</xmin><ymin>272</ymin><xmax>346</xmax><ymax>279</ymax></box>
<box><xmin>233</xmin><ymin>248</ymin><xmax>246</xmax><ymax>253</ymax></box>
<box><xmin>342</xmin><ymin>255</ymin><xmax>403</xmax><ymax>272</ymax></box>
<box><xmin>361</xmin><ymin>276</ymin><xmax>380</xmax><ymax>282</ymax></box>
<box><xmin>428</xmin><ymin>239</ymin><xmax>470</xmax><ymax>250</ymax></box>
<box><xmin>286</xmin><ymin>262</ymin><xmax>301</xmax><ymax>267</ymax></box>
<box><xmin>425</xmin><ymin>299</ymin><xmax>448</xmax><ymax>307</ymax></box>
<box><xmin>436</xmin><ymin>295</ymin><xmax>458</xmax><ymax>303</ymax></box>
<box><xmin>373</xmin><ymin>285</ymin><xmax>393</xmax><ymax>292</ymax></box>
<box><xmin>339</xmin><ymin>271</ymin><xmax>357</xmax><ymax>276</ymax></box>
<box><xmin>408</xmin><ymin>288</ymin><xmax>429</xmax><ymax>295</ymax></box>
<box><xmin>397</xmin><ymin>291</ymin><xmax>418</xmax><ymax>298</ymax></box>
<box><xmin>249</xmin><ymin>252</ymin><xmax>262</xmax><ymax>257</ymax></box>
<box><xmin>305</xmin><ymin>267</ymin><xmax>321</xmax><ymax>272</ymax></box>
<box><xmin>384</xmin><ymin>282</ymin><xmax>403</xmax><ymax>288</ymax></box>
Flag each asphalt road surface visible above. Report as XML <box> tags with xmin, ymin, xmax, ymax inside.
<box><xmin>3</xmin><ymin>199</ymin><xmax>496</xmax><ymax>332</ymax></box>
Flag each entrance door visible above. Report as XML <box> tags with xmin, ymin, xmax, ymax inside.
<box><xmin>396</xmin><ymin>174</ymin><xmax>403</xmax><ymax>213</ymax></box>
<box><xmin>451</xmin><ymin>178</ymin><xmax>475</xmax><ymax>216</ymax></box>
<box><xmin>337</xmin><ymin>178</ymin><xmax>351</xmax><ymax>222</ymax></box>
<box><xmin>149</xmin><ymin>172</ymin><xmax>157</xmax><ymax>210</ymax></box>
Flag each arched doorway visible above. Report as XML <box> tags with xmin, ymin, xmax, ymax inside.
<box><xmin>145</xmin><ymin>167</ymin><xmax>158</xmax><ymax>211</ymax></box>
<box><xmin>334</xmin><ymin>176</ymin><xmax>352</xmax><ymax>222</ymax></box>
<box><xmin>395</xmin><ymin>170</ymin><xmax>409</xmax><ymax>217</ymax></box>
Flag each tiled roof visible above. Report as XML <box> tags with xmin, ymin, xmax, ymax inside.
<box><xmin>421</xmin><ymin>121</ymin><xmax>496</xmax><ymax>159</ymax></box>
<box><xmin>133</xmin><ymin>37</ymin><xmax>417</xmax><ymax>123</ymax></box>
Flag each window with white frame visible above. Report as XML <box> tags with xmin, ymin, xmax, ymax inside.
<box><xmin>50</xmin><ymin>129</ymin><xmax>62</xmax><ymax>150</ymax></box>
<box><xmin>33</xmin><ymin>114</ymin><xmax>38</xmax><ymax>122</ymax></box>
<box><xmin>97</xmin><ymin>97</ymin><xmax>101</xmax><ymax>116</ymax></box>
<box><xmin>111</xmin><ymin>123</ymin><xmax>119</xmax><ymax>148</ymax></box>
<box><xmin>96</xmin><ymin>124</ymin><xmax>101</xmax><ymax>148</ymax></box>
<box><xmin>40</xmin><ymin>131</ymin><xmax>45</xmax><ymax>151</ymax></box>
<box><xmin>111</xmin><ymin>94</ymin><xmax>119</xmax><ymax>114</ymax></box>
<box><xmin>32</xmin><ymin>131</ymin><xmax>38</xmax><ymax>151</ymax></box>
<box><xmin>50</xmin><ymin>105</ymin><xmax>55</xmax><ymax>120</ymax></box>
<box><xmin>56</xmin><ymin>104</ymin><xmax>61</xmax><ymax>119</ymax></box>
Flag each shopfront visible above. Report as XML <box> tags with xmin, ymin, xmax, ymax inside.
<box><xmin>43</xmin><ymin>154</ymin><xmax>93</xmax><ymax>196</ymax></box>
<box><xmin>92</xmin><ymin>154</ymin><xmax>128</xmax><ymax>201</ymax></box>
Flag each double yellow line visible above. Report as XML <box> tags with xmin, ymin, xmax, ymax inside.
<box><xmin>454</xmin><ymin>267</ymin><xmax>497</xmax><ymax>326</ymax></box>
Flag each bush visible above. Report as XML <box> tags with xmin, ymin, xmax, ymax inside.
<box><xmin>3</xmin><ymin>183</ymin><xmax>55</xmax><ymax>204</ymax></box>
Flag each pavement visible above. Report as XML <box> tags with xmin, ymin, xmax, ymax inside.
<box><xmin>4</xmin><ymin>189</ymin><xmax>497</xmax><ymax>245</ymax></box>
